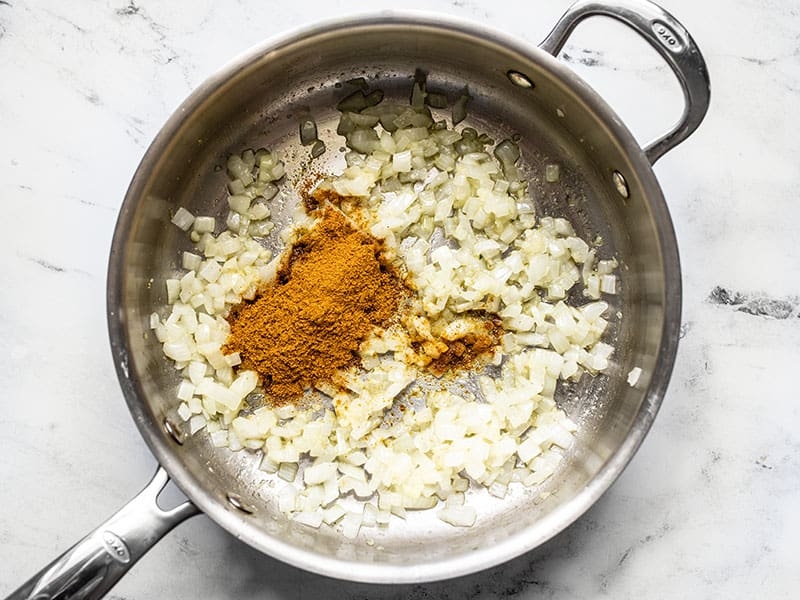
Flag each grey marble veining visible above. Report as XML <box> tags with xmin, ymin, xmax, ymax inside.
<box><xmin>1</xmin><ymin>0</ymin><xmax>798</xmax><ymax>598</ymax></box>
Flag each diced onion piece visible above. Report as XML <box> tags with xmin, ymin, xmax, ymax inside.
<box><xmin>494</xmin><ymin>139</ymin><xmax>520</xmax><ymax>167</ymax></box>
<box><xmin>210</xmin><ymin>429</ymin><xmax>229</xmax><ymax>447</ymax></box>
<box><xmin>340</xmin><ymin>512</ymin><xmax>363</xmax><ymax>539</ymax></box>
<box><xmin>393</xmin><ymin>150</ymin><xmax>412</xmax><ymax>173</ymax></box>
<box><xmin>337</xmin><ymin>90</ymin><xmax>369</xmax><ymax>112</ymax></box>
<box><xmin>311</xmin><ymin>140</ymin><xmax>326</xmax><ymax>158</ymax></box>
<box><xmin>426</xmin><ymin>91</ymin><xmax>448</xmax><ymax>108</ymax></box>
<box><xmin>452</xmin><ymin>89</ymin><xmax>470</xmax><ymax>125</ymax></box>
<box><xmin>182</xmin><ymin>252</ymin><xmax>202</xmax><ymax>271</ymax></box>
<box><xmin>165</xmin><ymin>279</ymin><xmax>180</xmax><ymax>304</ymax></box>
<box><xmin>170</xmin><ymin>207</ymin><xmax>195</xmax><ymax>231</ymax></box>
<box><xmin>545</xmin><ymin>164</ymin><xmax>560</xmax><ymax>182</ymax></box>
<box><xmin>363</xmin><ymin>89</ymin><xmax>384</xmax><ymax>108</ymax></box>
<box><xmin>323</xmin><ymin>503</ymin><xmax>347</xmax><ymax>525</ymax></box>
<box><xmin>188</xmin><ymin>414</ymin><xmax>206</xmax><ymax>435</ymax></box>
<box><xmin>177</xmin><ymin>402</ymin><xmax>191</xmax><ymax>421</ymax></box>
<box><xmin>228</xmin><ymin>194</ymin><xmax>251</xmax><ymax>214</ymax></box>
<box><xmin>176</xmin><ymin>380</ymin><xmax>195</xmax><ymax>402</ymax></box>
<box><xmin>278</xmin><ymin>462</ymin><xmax>299</xmax><ymax>483</ymax></box>
<box><xmin>299</xmin><ymin>118</ymin><xmax>318</xmax><ymax>146</ymax></box>
<box><xmin>627</xmin><ymin>366</ymin><xmax>642</xmax><ymax>387</ymax></box>
<box><xmin>347</xmin><ymin>129</ymin><xmax>380</xmax><ymax>154</ymax></box>
<box><xmin>600</xmin><ymin>274</ymin><xmax>617</xmax><ymax>294</ymax></box>
<box><xmin>304</xmin><ymin>462</ymin><xmax>337</xmax><ymax>485</ymax></box>
<box><xmin>438</xmin><ymin>504</ymin><xmax>477</xmax><ymax>527</ymax></box>
<box><xmin>163</xmin><ymin>342</ymin><xmax>192</xmax><ymax>363</ymax></box>
<box><xmin>193</xmin><ymin>216</ymin><xmax>215</xmax><ymax>234</ymax></box>
<box><xmin>197</xmin><ymin>260</ymin><xmax>222</xmax><ymax>283</ymax></box>
<box><xmin>293</xmin><ymin>511</ymin><xmax>324</xmax><ymax>528</ymax></box>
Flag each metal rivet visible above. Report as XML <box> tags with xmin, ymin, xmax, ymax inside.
<box><xmin>226</xmin><ymin>493</ymin><xmax>255</xmax><ymax>514</ymax></box>
<box><xmin>507</xmin><ymin>70</ymin><xmax>534</xmax><ymax>89</ymax></box>
<box><xmin>163</xmin><ymin>417</ymin><xmax>186</xmax><ymax>445</ymax></box>
<box><xmin>612</xmin><ymin>170</ymin><xmax>630</xmax><ymax>199</ymax></box>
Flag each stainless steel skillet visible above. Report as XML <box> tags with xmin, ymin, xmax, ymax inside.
<box><xmin>8</xmin><ymin>1</ymin><xmax>709</xmax><ymax>597</ymax></box>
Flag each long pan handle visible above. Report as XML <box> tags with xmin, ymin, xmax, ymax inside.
<box><xmin>5</xmin><ymin>467</ymin><xmax>199</xmax><ymax>600</ymax></box>
<box><xmin>540</xmin><ymin>0</ymin><xmax>710</xmax><ymax>165</ymax></box>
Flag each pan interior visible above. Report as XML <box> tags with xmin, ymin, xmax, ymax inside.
<box><xmin>110</xmin><ymin>16</ymin><xmax>677</xmax><ymax>582</ymax></box>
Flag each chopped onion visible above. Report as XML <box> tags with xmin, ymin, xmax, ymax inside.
<box><xmin>347</xmin><ymin>129</ymin><xmax>380</xmax><ymax>154</ymax></box>
<box><xmin>228</xmin><ymin>194</ymin><xmax>251</xmax><ymax>214</ymax></box>
<box><xmin>293</xmin><ymin>511</ymin><xmax>324</xmax><ymax>528</ymax></box>
<box><xmin>545</xmin><ymin>164</ymin><xmax>561</xmax><ymax>182</ymax></box>
<box><xmin>494</xmin><ymin>139</ymin><xmax>520</xmax><ymax>167</ymax></box>
<box><xmin>410</xmin><ymin>81</ymin><xmax>426</xmax><ymax>110</ymax></box>
<box><xmin>277</xmin><ymin>462</ymin><xmax>299</xmax><ymax>483</ymax></box>
<box><xmin>181</xmin><ymin>252</ymin><xmax>201</xmax><ymax>271</ymax></box>
<box><xmin>426</xmin><ymin>91</ymin><xmax>448</xmax><ymax>109</ymax></box>
<box><xmin>340</xmin><ymin>511</ymin><xmax>363</xmax><ymax>539</ymax></box>
<box><xmin>337</xmin><ymin>90</ymin><xmax>368</xmax><ymax>112</ymax></box>
<box><xmin>452</xmin><ymin>89</ymin><xmax>470</xmax><ymax>125</ymax></box>
<box><xmin>627</xmin><ymin>366</ymin><xmax>642</xmax><ymax>387</ymax></box>
<box><xmin>188</xmin><ymin>414</ymin><xmax>206</xmax><ymax>435</ymax></box>
<box><xmin>600</xmin><ymin>274</ymin><xmax>617</xmax><ymax>294</ymax></box>
<box><xmin>176</xmin><ymin>380</ymin><xmax>195</xmax><ymax>401</ymax></box>
<box><xmin>310</xmin><ymin>140</ymin><xmax>326</xmax><ymax>158</ymax></box>
<box><xmin>156</xmin><ymin>75</ymin><xmax>620</xmax><ymax>537</ymax></box>
<box><xmin>177</xmin><ymin>402</ymin><xmax>191</xmax><ymax>421</ymax></box>
<box><xmin>437</xmin><ymin>504</ymin><xmax>477</xmax><ymax>527</ymax></box>
<box><xmin>323</xmin><ymin>503</ymin><xmax>347</xmax><ymax>525</ymax></box>
<box><xmin>170</xmin><ymin>207</ymin><xmax>195</xmax><ymax>231</ymax></box>
<box><xmin>392</xmin><ymin>150</ymin><xmax>412</xmax><ymax>173</ymax></box>
<box><xmin>193</xmin><ymin>216</ymin><xmax>215</xmax><ymax>234</ymax></box>
<box><xmin>299</xmin><ymin>118</ymin><xmax>318</xmax><ymax>146</ymax></box>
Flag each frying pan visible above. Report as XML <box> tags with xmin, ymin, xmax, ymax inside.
<box><xmin>8</xmin><ymin>1</ymin><xmax>709</xmax><ymax>597</ymax></box>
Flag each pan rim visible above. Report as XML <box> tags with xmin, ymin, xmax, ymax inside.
<box><xmin>106</xmin><ymin>10</ymin><xmax>681</xmax><ymax>584</ymax></box>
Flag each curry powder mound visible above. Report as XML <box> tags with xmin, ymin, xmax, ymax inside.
<box><xmin>225</xmin><ymin>206</ymin><xmax>405</xmax><ymax>404</ymax></box>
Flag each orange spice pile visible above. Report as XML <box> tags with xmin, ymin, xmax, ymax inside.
<box><xmin>423</xmin><ymin>319</ymin><xmax>502</xmax><ymax>376</ymax></box>
<box><xmin>224</xmin><ymin>206</ymin><xmax>406</xmax><ymax>404</ymax></box>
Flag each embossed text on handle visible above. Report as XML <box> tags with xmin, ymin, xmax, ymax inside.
<box><xmin>651</xmin><ymin>20</ymin><xmax>684</xmax><ymax>53</ymax></box>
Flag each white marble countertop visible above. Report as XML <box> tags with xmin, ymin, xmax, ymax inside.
<box><xmin>1</xmin><ymin>0</ymin><xmax>798</xmax><ymax>598</ymax></box>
